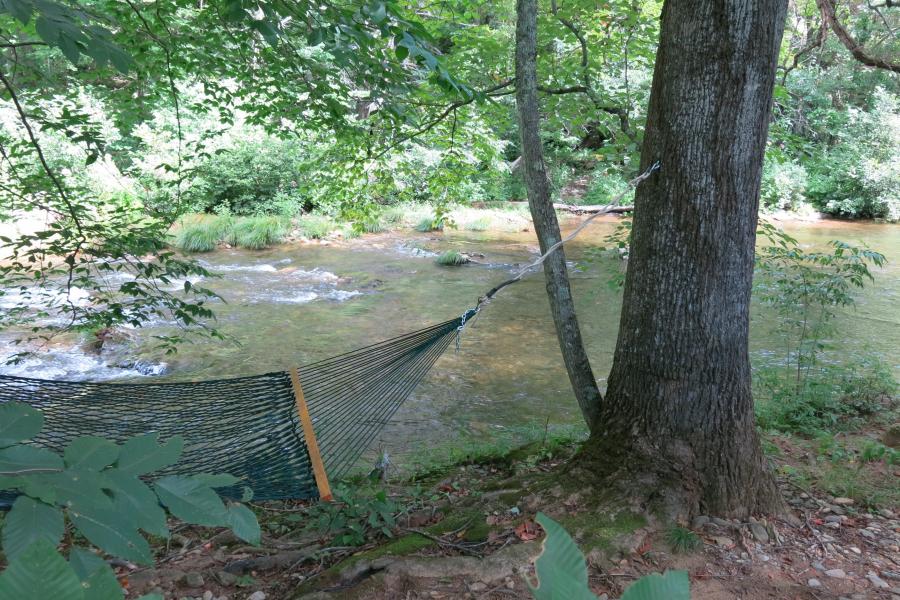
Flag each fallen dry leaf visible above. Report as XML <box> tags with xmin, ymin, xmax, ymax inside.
<box><xmin>515</xmin><ymin>520</ymin><xmax>541</xmax><ymax>541</ymax></box>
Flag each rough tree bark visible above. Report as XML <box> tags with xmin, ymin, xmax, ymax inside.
<box><xmin>515</xmin><ymin>0</ymin><xmax>601</xmax><ymax>429</ymax></box>
<box><xmin>583</xmin><ymin>0</ymin><xmax>790</xmax><ymax>519</ymax></box>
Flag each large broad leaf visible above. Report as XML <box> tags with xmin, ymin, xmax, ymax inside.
<box><xmin>154</xmin><ymin>475</ymin><xmax>228</xmax><ymax>527</ymax></box>
<box><xmin>64</xmin><ymin>437</ymin><xmax>119</xmax><ymax>471</ymax></box>
<box><xmin>1</xmin><ymin>496</ymin><xmax>64</xmax><ymax>562</ymax></box>
<box><xmin>69</xmin><ymin>548</ymin><xmax>125</xmax><ymax>600</ymax></box>
<box><xmin>226</xmin><ymin>504</ymin><xmax>261</xmax><ymax>545</ymax></box>
<box><xmin>35</xmin><ymin>469</ymin><xmax>113</xmax><ymax>512</ymax></box>
<box><xmin>528</xmin><ymin>512</ymin><xmax>597</xmax><ymax>600</ymax></box>
<box><xmin>0</xmin><ymin>403</ymin><xmax>43</xmax><ymax>448</ymax></box>
<box><xmin>69</xmin><ymin>505</ymin><xmax>153</xmax><ymax>565</ymax></box>
<box><xmin>192</xmin><ymin>473</ymin><xmax>240</xmax><ymax>489</ymax></box>
<box><xmin>0</xmin><ymin>445</ymin><xmax>63</xmax><ymax>477</ymax></box>
<box><xmin>116</xmin><ymin>434</ymin><xmax>183</xmax><ymax>476</ymax></box>
<box><xmin>0</xmin><ymin>539</ymin><xmax>83</xmax><ymax>600</ymax></box>
<box><xmin>104</xmin><ymin>470</ymin><xmax>169</xmax><ymax>538</ymax></box>
<box><xmin>621</xmin><ymin>570</ymin><xmax>690</xmax><ymax>600</ymax></box>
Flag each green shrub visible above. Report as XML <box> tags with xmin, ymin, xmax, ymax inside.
<box><xmin>185</xmin><ymin>138</ymin><xmax>307</xmax><ymax>216</ymax></box>
<box><xmin>297</xmin><ymin>215</ymin><xmax>335</xmax><ymax>239</ymax></box>
<box><xmin>582</xmin><ymin>170</ymin><xmax>635</xmax><ymax>206</ymax></box>
<box><xmin>340</xmin><ymin>225</ymin><xmax>361</xmax><ymax>239</ymax></box>
<box><xmin>802</xmin><ymin>89</ymin><xmax>899</xmax><ymax>221</ymax></box>
<box><xmin>435</xmin><ymin>250</ymin><xmax>468</xmax><ymax>266</ymax></box>
<box><xmin>0</xmin><ymin>402</ymin><xmax>260</xmax><ymax>600</ymax></box>
<box><xmin>359</xmin><ymin>218</ymin><xmax>385</xmax><ymax>234</ymax></box>
<box><xmin>754</xmin><ymin>358</ymin><xmax>896</xmax><ymax>435</ymax></box>
<box><xmin>755</xmin><ymin>224</ymin><xmax>886</xmax><ymax>408</ymax></box>
<box><xmin>760</xmin><ymin>156</ymin><xmax>809</xmax><ymax>211</ymax></box>
<box><xmin>381</xmin><ymin>206</ymin><xmax>406</xmax><ymax>226</ymax></box>
<box><xmin>174</xmin><ymin>217</ymin><xmax>231</xmax><ymax>252</ymax></box>
<box><xmin>228</xmin><ymin>216</ymin><xmax>288</xmax><ymax>249</ymax></box>
<box><xmin>415</xmin><ymin>216</ymin><xmax>443</xmax><ymax>232</ymax></box>
<box><xmin>860</xmin><ymin>440</ymin><xmax>899</xmax><ymax>465</ymax></box>
<box><xmin>305</xmin><ymin>486</ymin><xmax>398</xmax><ymax>546</ymax></box>
<box><xmin>666</xmin><ymin>526</ymin><xmax>701</xmax><ymax>553</ymax></box>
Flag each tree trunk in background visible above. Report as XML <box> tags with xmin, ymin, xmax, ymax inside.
<box><xmin>583</xmin><ymin>0</ymin><xmax>789</xmax><ymax>518</ymax></box>
<box><xmin>515</xmin><ymin>0</ymin><xmax>601</xmax><ymax>429</ymax></box>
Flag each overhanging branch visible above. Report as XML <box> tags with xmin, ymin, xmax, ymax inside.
<box><xmin>816</xmin><ymin>0</ymin><xmax>900</xmax><ymax>73</ymax></box>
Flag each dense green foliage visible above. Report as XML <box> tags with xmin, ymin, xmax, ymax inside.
<box><xmin>0</xmin><ymin>402</ymin><xmax>259</xmax><ymax>600</ymax></box>
<box><xmin>753</xmin><ymin>223</ymin><xmax>895</xmax><ymax>435</ymax></box>
<box><xmin>1</xmin><ymin>0</ymin><xmax>896</xmax><ymax>341</ymax></box>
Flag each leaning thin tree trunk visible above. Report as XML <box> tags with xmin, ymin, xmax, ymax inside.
<box><xmin>515</xmin><ymin>0</ymin><xmax>601</xmax><ymax>429</ymax></box>
<box><xmin>584</xmin><ymin>0</ymin><xmax>789</xmax><ymax>518</ymax></box>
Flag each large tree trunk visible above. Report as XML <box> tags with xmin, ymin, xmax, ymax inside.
<box><xmin>583</xmin><ymin>0</ymin><xmax>789</xmax><ymax>519</ymax></box>
<box><xmin>515</xmin><ymin>0</ymin><xmax>601</xmax><ymax>428</ymax></box>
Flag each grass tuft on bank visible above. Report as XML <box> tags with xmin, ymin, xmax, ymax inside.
<box><xmin>173</xmin><ymin>215</ymin><xmax>288</xmax><ymax>251</ymax></box>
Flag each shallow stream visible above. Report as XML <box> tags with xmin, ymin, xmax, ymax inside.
<box><xmin>2</xmin><ymin>217</ymin><xmax>897</xmax><ymax>470</ymax></box>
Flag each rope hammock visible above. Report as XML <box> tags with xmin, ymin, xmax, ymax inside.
<box><xmin>0</xmin><ymin>165</ymin><xmax>658</xmax><ymax>504</ymax></box>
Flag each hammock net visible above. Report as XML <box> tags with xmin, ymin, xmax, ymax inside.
<box><xmin>0</xmin><ymin>310</ymin><xmax>475</xmax><ymax>504</ymax></box>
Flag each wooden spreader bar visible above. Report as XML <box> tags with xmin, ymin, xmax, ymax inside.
<box><xmin>288</xmin><ymin>367</ymin><xmax>333</xmax><ymax>501</ymax></box>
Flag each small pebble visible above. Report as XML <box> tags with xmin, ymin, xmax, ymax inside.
<box><xmin>825</xmin><ymin>569</ymin><xmax>847</xmax><ymax>579</ymax></box>
<box><xmin>248</xmin><ymin>592</ymin><xmax>267</xmax><ymax>600</ymax></box>
<box><xmin>808</xmin><ymin>578</ymin><xmax>822</xmax><ymax>588</ymax></box>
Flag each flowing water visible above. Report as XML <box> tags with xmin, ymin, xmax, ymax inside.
<box><xmin>2</xmin><ymin>217</ymin><xmax>898</xmax><ymax>470</ymax></box>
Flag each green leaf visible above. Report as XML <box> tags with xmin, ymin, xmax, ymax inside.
<box><xmin>0</xmin><ymin>445</ymin><xmax>63</xmax><ymax>476</ymax></box>
<box><xmin>621</xmin><ymin>570</ymin><xmax>690</xmax><ymax>600</ymax></box>
<box><xmin>34</xmin><ymin>15</ymin><xmax>60</xmax><ymax>45</ymax></box>
<box><xmin>69</xmin><ymin>505</ymin><xmax>153</xmax><ymax>565</ymax></box>
<box><xmin>528</xmin><ymin>512</ymin><xmax>597</xmax><ymax>600</ymax></box>
<box><xmin>154</xmin><ymin>475</ymin><xmax>227</xmax><ymax>527</ymax></box>
<box><xmin>64</xmin><ymin>436</ymin><xmax>119</xmax><ymax>471</ymax></box>
<box><xmin>107</xmin><ymin>46</ymin><xmax>131</xmax><ymax>74</ymax></box>
<box><xmin>69</xmin><ymin>548</ymin><xmax>124</xmax><ymax>600</ymax></box>
<box><xmin>1</xmin><ymin>0</ymin><xmax>34</xmax><ymax>24</ymax></box>
<box><xmin>226</xmin><ymin>504</ymin><xmax>261</xmax><ymax>545</ymax></box>
<box><xmin>1</xmin><ymin>496</ymin><xmax>64</xmax><ymax>562</ymax></box>
<box><xmin>0</xmin><ymin>403</ymin><xmax>43</xmax><ymax>448</ymax></box>
<box><xmin>0</xmin><ymin>539</ymin><xmax>83</xmax><ymax>600</ymax></box>
<box><xmin>35</xmin><ymin>469</ymin><xmax>112</xmax><ymax>512</ymax></box>
<box><xmin>104</xmin><ymin>470</ymin><xmax>169</xmax><ymax>538</ymax></box>
<box><xmin>116</xmin><ymin>433</ymin><xmax>183</xmax><ymax>476</ymax></box>
<box><xmin>192</xmin><ymin>473</ymin><xmax>239</xmax><ymax>488</ymax></box>
<box><xmin>57</xmin><ymin>32</ymin><xmax>81</xmax><ymax>63</ymax></box>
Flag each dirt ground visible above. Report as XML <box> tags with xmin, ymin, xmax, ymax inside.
<box><xmin>121</xmin><ymin>431</ymin><xmax>899</xmax><ymax>600</ymax></box>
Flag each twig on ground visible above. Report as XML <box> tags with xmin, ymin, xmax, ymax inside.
<box><xmin>403</xmin><ymin>527</ymin><xmax>486</xmax><ymax>557</ymax></box>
